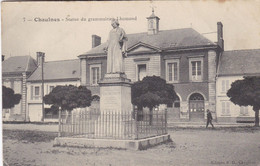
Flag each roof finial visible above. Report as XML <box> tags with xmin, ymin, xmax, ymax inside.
<box><xmin>150</xmin><ymin>3</ymin><xmax>156</xmax><ymax>14</ymax></box>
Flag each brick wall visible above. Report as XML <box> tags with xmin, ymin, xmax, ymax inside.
<box><xmin>208</xmin><ymin>50</ymin><xmax>217</xmax><ymax>115</ymax></box>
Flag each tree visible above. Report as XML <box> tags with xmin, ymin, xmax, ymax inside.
<box><xmin>44</xmin><ymin>85</ymin><xmax>92</xmax><ymax>112</ymax></box>
<box><xmin>2</xmin><ymin>86</ymin><xmax>21</xmax><ymax>109</ymax></box>
<box><xmin>131</xmin><ymin>76</ymin><xmax>177</xmax><ymax>123</ymax></box>
<box><xmin>227</xmin><ymin>76</ymin><xmax>260</xmax><ymax>127</ymax></box>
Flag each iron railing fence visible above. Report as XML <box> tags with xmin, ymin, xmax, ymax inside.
<box><xmin>58</xmin><ymin>108</ymin><xmax>167</xmax><ymax>140</ymax></box>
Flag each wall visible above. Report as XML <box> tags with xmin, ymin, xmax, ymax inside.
<box><xmin>2</xmin><ymin>75</ymin><xmax>25</xmax><ymax>121</ymax></box>
<box><xmin>162</xmin><ymin>50</ymin><xmax>212</xmax><ymax>120</ymax></box>
<box><xmin>162</xmin><ymin>50</ymin><xmax>209</xmax><ymax>83</ymax></box>
<box><xmin>124</xmin><ymin>53</ymin><xmax>161</xmax><ymax>82</ymax></box>
<box><xmin>216</xmin><ymin>75</ymin><xmax>256</xmax><ymax>123</ymax></box>
<box><xmin>81</xmin><ymin>48</ymin><xmax>217</xmax><ymax>122</ymax></box>
<box><xmin>27</xmin><ymin>80</ymin><xmax>80</xmax><ymax>122</ymax></box>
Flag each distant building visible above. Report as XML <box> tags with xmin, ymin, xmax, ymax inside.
<box><xmin>2</xmin><ymin>56</ymin><xmax>37</xmax><ymax>121</ymax></box>
<box><xmin>79</xmin><ymin>11</ymin><xmax>224</xmax><ymax>122</ymax></box>
<box><xmin>27</xmin><ymin>55</ymin><xmax>81</xmax><ymax>122</ymax></box>
<box><xmin>216</xmin><ymin>49</ymin><xmax>260</xmax><ymax>123</ymax></box>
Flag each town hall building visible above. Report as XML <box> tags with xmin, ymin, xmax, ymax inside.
<box><xmin>79</xmin><ymin>11</ymin><xmax>224</xmax><ymax>122</ymax></box>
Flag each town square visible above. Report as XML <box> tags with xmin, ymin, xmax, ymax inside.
<box><xmin>2</xmin><ymin>1</ymin><xmax>260</xmax><ymax>165</ymax></box>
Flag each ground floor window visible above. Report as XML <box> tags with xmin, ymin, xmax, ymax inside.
<box><xmin>221</xmin><ymin>101</ymin><xmax>230</xmax><ymax>116</ymax></box>
<box><xmin>240</xmin><ymin>106</ymin><xmax>249</xmax><ymax>116</ymax></box>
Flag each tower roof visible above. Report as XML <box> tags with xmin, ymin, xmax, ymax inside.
<box><xmin>147</xmin><ymin>8</ymin><xmax>160</xmax><ymax>19</ymax></box>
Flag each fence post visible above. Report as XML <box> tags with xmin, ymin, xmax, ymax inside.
<box><xmin>165</xmin><ymin>109</ymin><xmax>167</xmax><ymax>134</ymax></box>
<box><xmin>156</xmin><ymin>110</ymin><xmax>159</xmax><ymax>134</ymax></box>
<box><xmin>58</xmin><ymin>107</ymin><xmax>61</xmax><ymax>137</ymax></box>
<box><xmin>135</xmin><ymin>111</ymin><xmax>138</xmax><ymax>140</ymax></box>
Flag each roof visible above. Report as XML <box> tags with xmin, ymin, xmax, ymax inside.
<box><xmin>28</xmin><ymin>59</ymin><xmax>80</xmax><ymax>81</ymax></box>
<box><xmin>80</xmin><ymin>28</ymin><xmax>215</xmax><ymax>57</ymax></box>
<box><xmin>218</xmin><ymin>49</ymin><xmax>260</xmax><ymax>76</ymax></box>
<box><xmin>2</xmin><ymin>56</ymin><xmax>37</xmax><ymax>74</ymax></box>
<box><xmin>147</xmin><ymin>10</ymin><xmax>159</xmax><ymax>19</ymax></box>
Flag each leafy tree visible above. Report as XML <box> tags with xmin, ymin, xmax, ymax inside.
<box><xmin>227</xmin><ymin>76</ymin><xmax>260</xmax><ymax>127</ymax></box>
<box><xmin>44</xmin><ymin>85</ymin><xmax>92</xmax><ymax>112</ymax></box>
<box><xmin>131</xmin><ymin>76</ymin><xmax>177</xmax><ymax>123</ymax></box>
<box><xmin>2</xmin><ymin>86</ymin><xmax>22</xmax><ymax>109</ymax></box>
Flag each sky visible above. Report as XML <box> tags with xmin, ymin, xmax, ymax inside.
<box><xmin>1</xmin><ymin>1</ymin><xmax>260</xmax><ymax>62</ymax></box>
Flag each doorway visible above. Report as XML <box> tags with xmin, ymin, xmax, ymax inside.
<box><xmin>189</xmin><ymin>93</ymin><xmax>204</xmax><ymax>121</ymax></box>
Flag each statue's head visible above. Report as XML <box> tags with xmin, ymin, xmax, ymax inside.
<box><xmin>111</xmin><ymin>18</ymin><xmax>119</xmax><ymax>28</ymax></box>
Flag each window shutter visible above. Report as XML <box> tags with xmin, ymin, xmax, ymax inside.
<box><xmin>222</xmin><ymin>102</ymin><xmax>225</xmax><ymax>115</ymax></box>
<box><xmin>222</xmin><ymin>80</ymin><xmax>225</xmax><ymax>92</ymax></box>
<box><xmin>226</xmin><ymin>102</ymin><xmax>230</xmax><ymax>114</ymax></box>
<box><xmin>226</xmin><ymin>80</ymin><xmax>229</xmax><ymax>92</ymax></box>
<box><xmin>31</xmin><ymin>86</ymin><xmax>33</xmax><ymax>100</ymax></box>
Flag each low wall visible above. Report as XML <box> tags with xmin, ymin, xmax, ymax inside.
<box><xmin>53</xmin><ymin>134</ymin><xmax>171</xmax><ymax>150</ymax></box>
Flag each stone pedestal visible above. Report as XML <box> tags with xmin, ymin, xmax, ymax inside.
<box><xmin>99</xmin><ymin>73</ymin><xmax>132</xmax><ymax>113</ymax></box>
<box><xmin>95</xmin><ymin>73</ymin><xmax>133</xmax><ymax>138</ymax></box>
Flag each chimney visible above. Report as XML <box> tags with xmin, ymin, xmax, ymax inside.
<box><xmin>217</xmin><ymin>22</ymin><xmax>224</xmax><ymax>51</ymax></box>
<box><xmin>36</xmin><ymin>52</ymin><xmax>45</xmax><ymax>66</ymax></box>
<box><xmin>92</xmin><ymin>35</ymin><xmax>101</xmax><ymax>48</ymax></box>
<box><xmin>2</xmin><ymin>55</ymin><xmax>5</xmax><ymax>62</ymax></box>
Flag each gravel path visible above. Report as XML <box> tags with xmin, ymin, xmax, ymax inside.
<box><xmin>3</xmin><ymin>126</ymin><xmax>260</xmax><ymax>166</ymax></box>
<box><xmin>3</xmin><ymin>123</ymin><xmax>58</xmax><ymax>132</ymax></box>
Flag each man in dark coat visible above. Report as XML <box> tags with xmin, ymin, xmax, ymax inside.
<box><xmin>206</xmin><ymin>109</ymin><xmax>215</xmax><ymax>128</ymax></box>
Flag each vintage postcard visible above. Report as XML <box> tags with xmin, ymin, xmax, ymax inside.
<box><xmin>2</xmin><ymin>1</ymin><xmax>260</xmax><ymax>166</ymax></box>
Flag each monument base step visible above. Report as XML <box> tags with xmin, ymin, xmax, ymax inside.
<box><xmin>53</xmin><ymin>134</ymin><xmax>171</xmax><ymax>150</ymax></box>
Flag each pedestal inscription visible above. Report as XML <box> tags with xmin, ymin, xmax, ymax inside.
<box><xmin>99</xmin><ymin>75</ymin><xmax>132</xmax><ymax>112</ymax></box>
<box><xmin>100</xmin><ymin>87</ymin><xmax>121</xmax><ymax>111</ymax></box>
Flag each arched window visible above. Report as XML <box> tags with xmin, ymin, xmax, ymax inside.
<box><xmin>167</xmin><ymin>95</ymin><xmax>180</xmax><ymax>108</ymax></box>
<box><xmin>174</xmin><ymin>95</ymin><xmax>180</xmax><ymax>108</ymax></box>
<box><xmin>189</xmin><ymin>93</ymin><xmax>204</xmax><ymax>101</ymax></box>
<box><xmin>92</xmin><ymin>95</ymin><xmax>100</xmax><ymax>102</ymax></box>
<box><xmin>189</xmin><ymin>93</ymin><xmax>204</xmax><ymax>114</ymax></box>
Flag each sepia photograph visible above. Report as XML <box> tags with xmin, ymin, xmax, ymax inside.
<box><xmin>1</xmin><ymin>1</ymin><xmax>260</xmax><ymax>165</ymax></box>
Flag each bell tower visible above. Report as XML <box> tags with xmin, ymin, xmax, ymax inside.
<box><xmin>147</xmin><ymin>8</ymin><xmax>160</xmax><ymax>35</ymax></box>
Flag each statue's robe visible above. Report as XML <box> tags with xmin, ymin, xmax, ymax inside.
<box><xmin>106</xmin><ymin>27</ymin><xmax>127</xmax><ymax>73</ymax></box>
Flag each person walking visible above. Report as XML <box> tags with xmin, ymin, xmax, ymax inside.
<box><xmin>206</xmin><ymin>109</ymin><xmax>215</xmax><ymax>128</ymax></box>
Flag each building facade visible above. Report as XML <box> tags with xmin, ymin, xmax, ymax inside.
<box><xmin>27</xmin><ymin>54</ymin><xmax>81</xmax><ymax>122</ymax></box>
<box><xmin>4</xmin><ymin>12</ymin><xmax>259</xmax><ymax>124</ymax></box>
<box><xmin>216</xmin><ymin>49</ymin><xmax>260</xmax><ymax>123</ymax></box>
<box><xmin>2</xmin><ymin>56</ymin><xmax>37</xmax><ymax>121</ymax></box>
<box><xmin>79</xmin><ymin>11</ymin><xmax>224</xmax><ymax>122</ymax></box>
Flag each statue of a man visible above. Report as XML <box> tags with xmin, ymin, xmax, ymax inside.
<box><xmin>104</xmin><ymin>19</ymin><xmax>127</xmax><ymax>74</ymax></box>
